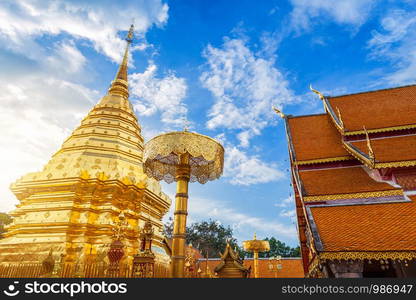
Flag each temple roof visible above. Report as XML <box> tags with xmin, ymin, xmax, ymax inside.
<box><xmin>345</xmin><ymin>135</ymin><xmax>416</xmax><ymax>168</ymax></box>
<box><xmin>310</xmin><ymin>197</ymin><xmax>416</xmax><ymax>252</ymax></box>
<box><xmin>286</xmin><ymin>84</ymin><xmax>416</xmax><ymax>270</ymax></box>
<box><xmin>298</xmin><ymin>166</ymin><xmax>400</xmax><ymax>200</ymax></box>
<box><xmin>326</xmin><ymin>85</ymin><xmax>416</xmax><ymax>134</ymax></box>
<box><xmin>287</xmin><ymin>114</ymin><xmax>352</xmax><ymax>164</ymax></box>
<box><xmin>214</xmin><ymin>243</ymin><xmax>248</xmax><ymax>273</ymax></box>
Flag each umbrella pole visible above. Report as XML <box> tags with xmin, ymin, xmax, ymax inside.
<box><xmin>171</xmin><ymin>153</ymin><xmax>190</xmax><ymax>278</ymax></box>
<box><xmin>253</xmin><ymin>251</ymin><xmax>259</xmax><ymax>278</ymax></box>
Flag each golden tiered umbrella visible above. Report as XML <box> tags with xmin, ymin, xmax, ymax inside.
<box><xmin>143</xmin><ymin>130</ymin><xmax>224</xmax><ymax>278</ymax></box>
<box><xmin>243</xmin><ymin>234</ymin><xmax>270</xmax><ymax>278</ymax></box>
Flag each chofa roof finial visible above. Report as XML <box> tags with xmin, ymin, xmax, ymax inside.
<box><xmin>309</xmin><ymin>84</ymin><xmax>325</xmax><ymax>100</ymax></box>
<box><xmin>272</xmin><ymin>106</ymin><xmax>286</xmax><ymax>119</ymax></box>
<box><xmin>363</xmin><ymin>126</ymin><xmax>375</xmax><ymax>165</ymax></box>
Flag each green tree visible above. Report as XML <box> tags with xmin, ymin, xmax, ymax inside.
<box><xmin>163</xmin><ymin>218</ymin><xmax>242</xmax><ymax>258</ymax></box>
<box><xmin>162</xmin><ymin>219</ymin><xmax>300</xmax><ymax>259</ymax></box>
<box><xmin>186</xmin><ymin>220</ymin><xmax>242</xmax><ymax>258</ymax></box>
<box><xmin>0</xmin><ymin>212</ymin><xmax>12</xmax><ymax>239</ymax></box>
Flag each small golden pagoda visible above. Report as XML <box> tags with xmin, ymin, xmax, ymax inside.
<box><xmin>214</xmin><ymin>243</ymin><xmax>250</xmax><ymax>278</ymax></box>
<box><xmin>0</xmin><ymin>25</ymin><xmax>171</xmax><ymax>276</ymax></box>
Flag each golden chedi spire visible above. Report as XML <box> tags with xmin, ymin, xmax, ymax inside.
<box><xmin>108</xmin><ymin>24</ymin><xmax>134</xmax><ymax>99</ymax></box>
<box><xmin>0</xmin><ymin>25</ymin><xmax>172</xmax><ymax>277</ymax></box>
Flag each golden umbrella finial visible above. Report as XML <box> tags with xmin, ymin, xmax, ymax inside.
<box><xmin>143</xmin><ymin>131</ymin><xmax>224</xmax><ymax>277</ymax></box>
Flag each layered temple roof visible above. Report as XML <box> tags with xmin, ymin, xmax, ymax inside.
<box><xmin>285</xmin><ymin>84</ymin><xmax>416</xmax><ymax>275</ymax></box>
<box><xmin>310</xmin><ymin>197</ymin><xmax>416</xmax><ymax>253</ymax></box>
<box><xmin>299</xmin><ymin>166</ymin><xmax>401</xmax><ymax>201</ymax></box>
<box><xmin>326</xmin><ymin>84</ymin><xmax>416</xmax><ymax>133</ymax></box>
<box><xmin>287</xmin><ymin>114</ymin><xmax>352</xmax><ymax>164</ymax></box>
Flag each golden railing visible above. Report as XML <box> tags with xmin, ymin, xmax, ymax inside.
<box><xmin>0</xmin><ymin>262</ymin><xmax>170</xmax><ymax>278</ymax></box>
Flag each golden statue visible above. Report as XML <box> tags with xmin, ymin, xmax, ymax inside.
<box><xmin>0</xmin><ymin>25</ymin><xmax>172</xmax><ymax>277</ymax></box>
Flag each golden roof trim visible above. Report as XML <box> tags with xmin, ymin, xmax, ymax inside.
<box><xmin>342</xmin><ymin>140</ymin><xmax>375</xmax><ymax>168</ymax></box>
<box><xmin>323</xmin><ymin>100</ymin><xmax>345</xmax><ymax>134</ymax></box>
<box><xmin>343</xmin><ymin>140</ymin><xmax>416</xmax><ymax>169</ymax></box>
<box><xmin>308</xmin><ymin>251</ymin><xmax>416</xmax><ymax>276</ymax></box>
<box><xmin>374</xmin><ymin>160</ymin><xmax>416</xmax><ymax>168</ymax></box>
<box><xmin>294</xmin><ymin>156</ymin><xmax>353</xmax><ymax>166</ymax></box>
<box><xmin>363</xmin><ymin>126</ymin><xmax>376</xmax><ymax>165</ymax></box>
<box><xmin>319</xmin><ymin>251</ymin><xmax>416</xmax><ymax>261</ymax></box>
<box><xmin>304</xmin><ymin>189</ymin><xmax>403</xmax><ymax>202</ymax></box>
<box><xmin>344</xmin><ymin>124</ymin><xmax>416</xmax><ymax>136</ymax></box>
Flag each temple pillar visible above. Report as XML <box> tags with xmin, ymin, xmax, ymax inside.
<box><xmin>328</xmin><ymin>261</ymin><xmax>363</xmax><ymax>278</ymax></box>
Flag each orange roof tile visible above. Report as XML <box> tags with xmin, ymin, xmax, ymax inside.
<box><xmin>243</xmin><ymin>258</ymin><xmax>304</xmax><ymax>278</ymax></box>
<box><xmin>299</xmin><ymin>166</ymin><xmax>397</xmax><ymax>196</ymax></box>
<box><xmin>351</xmin><ymin>135</ymin><xmax>416</xmax><ymax>163</ymax></box>
<box><xmin>327</xmin><ymin>85</ymin><xmax>416</xmax><ymax>132</ymax></box>
<box><xmin>287</xmin><ymin>114</ymin><xmax>350</xmax><ymax>162</ymax></box>
<box><xmin>198</xmin><ymin>258</ymin><xmax>304</xmax><ymax>278</ymax></box>
<box><xmin>310</xmin><ymin>199</ymin><xmax>416</xmax><ymax>251</ymax></box>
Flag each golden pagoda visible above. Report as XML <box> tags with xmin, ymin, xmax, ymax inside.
<box><xmin>0</xmin><ymin>25</ymin><xmax>171</xmax><ymax>276</ymax></box>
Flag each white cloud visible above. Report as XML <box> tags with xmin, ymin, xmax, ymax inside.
<box><xmin>129</xmin><ymin>62</ymin><xmax>188</xmax><ymax>127</ymax></box>
<box><xmin>367</xmin><ymin>9</ymin><xmax>416</xmax><ymax>85</ymax></box>
<box><xmin>289</xmin><ymin>0</ymin><xmax>375</xmax><ymax>32</ymax></box>
<box><xmin>46</xmin><ymin>40</ymin><xmax>86</xmax><ymax>74</ymax></box>
<box><xmin>0</xmin><ymin>74</ymin><xmax>98</xmax><ymax>212</ymax></box>
<box><xmin>275</xmin><ymin>196</ymin><xmax>296</xmax><ymax>222</ymax></box>
<box><xmin>0</xmin><ymin>0</ymin><xmax>171</xmax><ymax>213</ymax></box>
<box><xmin>279</xmin><ymin>209</ymin><xmax>297</xmax><ymax>222</ymax></box>
<box><xmin>0</xmin><ymin>0</ymin><xmax>169</xmax><ymax>63</ymax></box>
<box><xmin>224</xmin><ymin>146</ymin><xmax>284</xmax><ymax>185</ymax></box>
<box><xmin>200</xmin><ymin>37</ymin><xmax>294</xmax><ymax>147</ymax></box>
<box><xmin>274</xmin><ymin>196</ymin><xmax>294</xmax><ymax>208</ymax></box>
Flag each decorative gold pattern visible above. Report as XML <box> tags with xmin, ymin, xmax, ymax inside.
<box><xmin>344</xmin><ymin>124</ymin><xmax>416</xmax><ymax>136</ymax></box>
<box><xmin>375</xmin><ymin>160</ymin><xmax>416</xmax><ymax>168</ymax></box>
<box><xmin>307</xmin><ymin>255</ymin><xmax>320</xmax><ymax>277</ymax></box>
<box><xmin>294</xmin><ymin>156</ymin><xmax>353</xmax><ymax>166</ymax></box>
<box><xmin>320</xmin><ymin>251</ymin><xmax>416</xmax><ymax>261</ymax></box>
<box><xmin>143</xmin><ymin>131</ymin><xmax>224</xmax><ymax>184</ymax></box>
<box><xmin>303</xmin><ymin>189</ymin><xmax>403</xmax><ymax>202</ymax></box>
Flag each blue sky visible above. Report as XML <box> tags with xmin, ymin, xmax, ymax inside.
<box><xmin>1</xmin><ymin>0</ymin><xmax>416</xmax><ymax>246</ymax></box>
